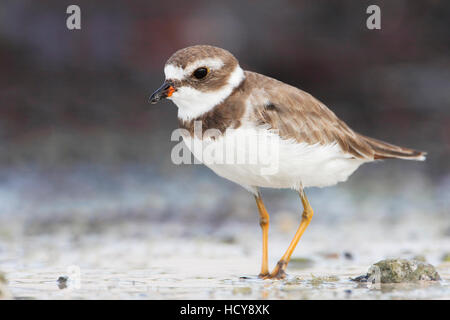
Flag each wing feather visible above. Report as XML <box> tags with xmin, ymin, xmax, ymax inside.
<box><xmin>245</xmin><ymin>71</ymin><xmax>374</xmax><ymax>159</ymax></box>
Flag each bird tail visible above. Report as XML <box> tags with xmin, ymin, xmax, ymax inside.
<box><xmin>360</xmin><ymin>135</ymin><xmax>427</xmax><ymax>161</ymax></box>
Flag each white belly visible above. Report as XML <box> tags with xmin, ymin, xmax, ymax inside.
<box><xmin>181</xmin><ymin>127</ymin><xmax>367</xmax><ymax>191</ymax></box>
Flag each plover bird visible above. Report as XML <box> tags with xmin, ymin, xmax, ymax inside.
<box><xmin>149</xmin><ymin>45</ymin><xmax>426</xmax><ymax>279</ymax></box>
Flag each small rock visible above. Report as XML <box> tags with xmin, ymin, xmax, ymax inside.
<box><xmin>343</xmin><ymin>252</ymin><xmax>354</xmax><ymax>260</ymax></box>
<box><xmin>57</xmin><ymin>275</ymin><xmax>69</xmax><ymax>289</ymax></box>
<box><xmin>352</xmin><ymin>259</ymin><xmax>441</xmax><ymax>283</ymax></box>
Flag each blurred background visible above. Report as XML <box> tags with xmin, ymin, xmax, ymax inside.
<box><xmin>0</xmin><ymin>0</ymin><xmax>449</xmax><ymax>299</ymax></box>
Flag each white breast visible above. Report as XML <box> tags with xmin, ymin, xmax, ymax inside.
<box><xmin>182</xmin><ymin>126</ymin><xmax>368</xmax><ymax>193</ymax></box>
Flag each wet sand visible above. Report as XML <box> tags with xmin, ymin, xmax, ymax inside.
<box><xmin>0</xmin><ymin>165</ymin><xmax>449</xmax><ymax>299</ymax></box>
<box><xmin>1</xmin><ymin>220</ymin><xmax>449</xmax><ymax>300</ymax></box>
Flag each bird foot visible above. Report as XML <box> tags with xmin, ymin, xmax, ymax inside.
<box><xmin>267</xmin><ymin>269</ymin><xmax>287</xmax><ymax>280</ymax></box>
<box><xmin>260</xmin><ymin>261</ymin><xmax>288</xmax><ymax>280</ymax></box>
<box><xmin>258</xmin><ymin>269</ymin><xmax>287</xmax><ymax>280</ymax></box>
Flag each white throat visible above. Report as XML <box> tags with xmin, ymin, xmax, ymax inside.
<box><xmin>168</xmin><ymin>65</ymin><xmax>245</xmax><ymax>121</ymax></box>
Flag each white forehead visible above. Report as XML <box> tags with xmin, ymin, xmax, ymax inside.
<box><xmin>164</xmin><ymin>58</ymin><xmax>224</xmax><ymax>80</ymax></box>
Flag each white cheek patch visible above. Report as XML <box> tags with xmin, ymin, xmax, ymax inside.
<box><xmin>164</xmin><ymin>58</ymin><xmax>225</xmax><ymax>81</ymax></box>
<box><xmin>171</xmin><ymin>65</ymin><xmax>245</xmax><ymax>121</ymax></box>
<box><xmin>170</xmin><ymin>86</ymin><xmax>223</xmax><ymax>120</ymax></box>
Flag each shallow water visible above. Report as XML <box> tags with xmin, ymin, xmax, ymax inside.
<box><xmin>0</xmin><ymin>165</ymin><xmax>449</xmax><ymax>299</ymax></box>
<box><xmin>1</xmin><ymin>220</ymin><xmax>449</xmax><ymax>300</ymax></box>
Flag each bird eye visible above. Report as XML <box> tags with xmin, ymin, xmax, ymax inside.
<box><xmin>193</xmin><ymin>67</ymin><xmax>209</xmax><ymax>79</ymax></box>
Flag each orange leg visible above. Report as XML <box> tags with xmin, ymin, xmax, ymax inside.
<box><xmin>267</xmin><ymin>188</ymin><xmax>314</xmax><ymax>279</ymax></box>
<box><xmin>255</xmin><ymin>192</ymin><xmax>270</xmax><ymax>278</ymax></box>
